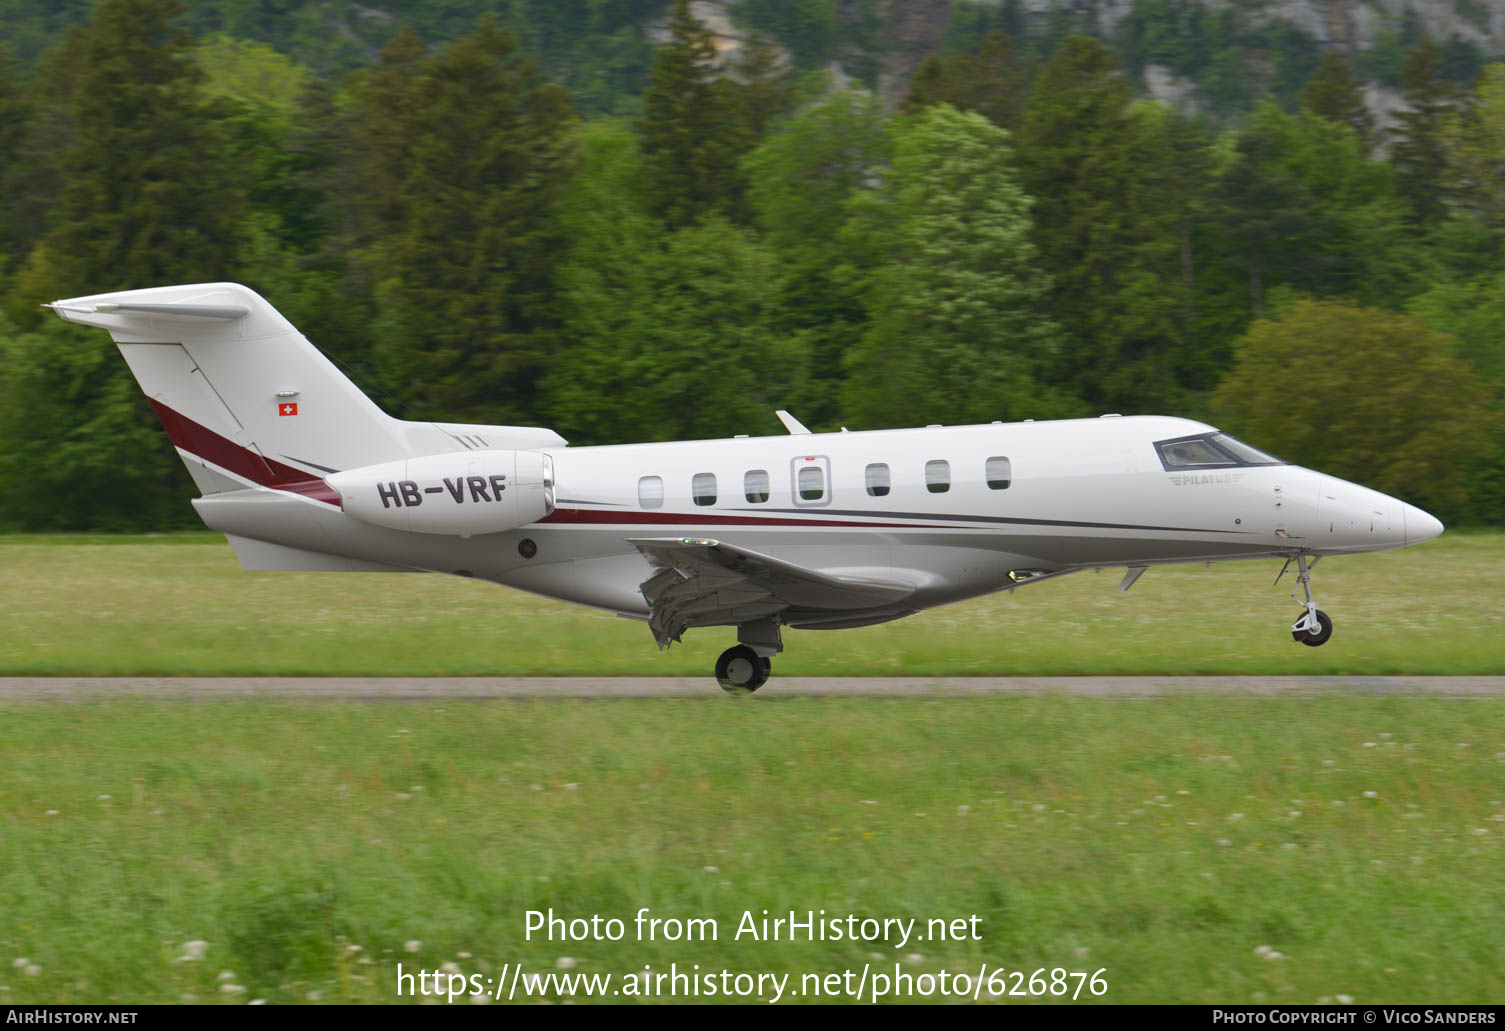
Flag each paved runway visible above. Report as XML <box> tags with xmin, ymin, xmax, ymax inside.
<box><xmin>1</xmin><ymin>676</ymin><xmax>1503</xmax><ymax>699</ymax></box>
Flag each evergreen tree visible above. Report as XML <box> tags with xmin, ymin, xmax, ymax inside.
<box><xmin>638</xmin><ymin>0</ymin><xmax>743</xmax><ymax>227</ymax></box>
<box><xmin>1445</xmin><ymin>63</ymin><xmax>1505</xmax><ymax>238</ymax></box>
<box><xmin>1300</xmin><ymin>52</ymin><xmax>1374</xmax><ymax>149</ymax></box>
<box><xmin>1017</xmin><ymin>36</ymin><xmax>1184</xmax><ymax>412</ymax></box>
<box><xmin>0</xmin><ymin>45</ymin><xmax>32</xmax><ymax>270</ymax></box>
<box><xmin>546</xmin><ymin>122</ymin><xmax>806</xmax><ymax>443</ymax></box>
<box><xmin>1391</xmin><ymin>37</ymin><xmax>1457</xmax><ymax>228</ymax></box>
<box><xmin>842</xmin><ymin>105</ymin><xmax>1071</xmax><ymax>429</ymax></box>
<box><xmin>1</xmin><ymin>0</ymin><xmax>242</xmax><ymax>530</ymax></box>
<box><xmin>903</xmin><ymin>31</ymin><xmax>1030</xmax><ymax>134</ymax></box>
<box><xmin>13</xmin><ymin>0</ymin><xmax>243</xmax><ymax>309</ymax></box>
<box><xmin>344</xmin><ymin>27</ymin><xmax>428</xmax><ymax>269</ymax></box>
<box><xmin>358</xmin><ymin>18</ymin><xmax>578</xmax><ymax>424</ymax></box>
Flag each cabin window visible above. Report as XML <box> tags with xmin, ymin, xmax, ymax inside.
<box><xmin>865</xmin><ymin>463</ymin><xmax>890</xmax><ymax>497</ymax></box>
<box><xmin>638</xmin><ymin>475</ymin><xmax>664</xmax><ymax>509</ymax></box>
<box><xmin>692</xmin><ymin>472</ymin><xmax>717</xmax><ymax>507</ymax></box>
<box><xmin>986</xmin><ymin>456</ymin><xmax>1012</xmax><ymax>490</ymax></box>
<box><xmin>744</xmin><ymin>469</ymin><xmax>770</xmax><ymax>504</ymax></box>
<box><xmin>797</xmin><ymin>465</ymin><xmax>825</xmax><ymax>502</ymax></box>
<box><xmin>925</xmin><ymin>459</ymin><xmax>951</xmax><ymax>494</ymax></box>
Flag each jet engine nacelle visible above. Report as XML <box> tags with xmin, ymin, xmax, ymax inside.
<box><xmin>327</xmin><ymin>450</ymin><xmax>554</xmax><ymax>535</ymax></box>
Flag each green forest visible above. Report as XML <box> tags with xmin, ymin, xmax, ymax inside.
<box><xmin>0</xmin><ymin>0</ymin><xmax>1501</xmax><ymax>532</ymax></box>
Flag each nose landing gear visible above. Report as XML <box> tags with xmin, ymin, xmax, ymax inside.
<box><xmin>1284</xmin><ymin>553</ymin><xmax>1333</xmax><ymax>646</ymax></box>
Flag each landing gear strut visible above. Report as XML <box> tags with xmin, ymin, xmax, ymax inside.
<box><xmin>715</xmin><ymin>619</ymin><xmax>782</xmax><ymax>694</ymax></box>
<box><xmin>1286</xmin><ymin>553</ymin><xmax>1333</xmax><ymax>647</ymax></box>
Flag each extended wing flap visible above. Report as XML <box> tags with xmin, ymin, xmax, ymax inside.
<box><xmin>629</xmin><ymin>537</ymin><xmax>914</xmax><ymax>648</ymax></box>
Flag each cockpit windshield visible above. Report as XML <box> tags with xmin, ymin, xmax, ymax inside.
<box><xmin>1154</xmin><ymin>432</ymin><xmax>1283</xmax><ymax>470</ymax></box>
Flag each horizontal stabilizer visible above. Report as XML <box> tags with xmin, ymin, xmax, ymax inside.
<box><xmin>45</xmin><ymin>301</ymin><xmax>249</xmax><ymax>321</ymax></box>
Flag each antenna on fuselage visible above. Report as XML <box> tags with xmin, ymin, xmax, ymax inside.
<box><xmin>775</xmin><ymin>410</ymin><xmax>811</xmax><ymax>435</ymax></box>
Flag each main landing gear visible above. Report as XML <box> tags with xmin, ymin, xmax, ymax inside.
<box><xmin>715</xmin><ymin>646</ymin><xmax>771</xmax><ymax>693</ymax></box>
<box><xmin>715</xmin><ymin>619</ymin><xmax>782</xmax><ymax>694</ymax></box>
<box><xmin>1284</xmin><ymin>553</ymin><xmax>1333</xmax><ymax>647</ymax></box>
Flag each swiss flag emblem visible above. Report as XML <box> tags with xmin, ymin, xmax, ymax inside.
<box><xmin>278</xmin><ymin>402</ymin><xmax>299</xmax><ymax>417</ymax></box>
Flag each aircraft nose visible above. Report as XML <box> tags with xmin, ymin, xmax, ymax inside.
<box><xmin>1404</xmin><ymin>503</ymin><xmax>1444</xmax><ymax>546</ymax></box>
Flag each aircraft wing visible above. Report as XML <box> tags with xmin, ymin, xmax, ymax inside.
<box><xmin>628</xmin><ymin>537</ymin><xmax>915</xmax><ymax>648</ymax></box>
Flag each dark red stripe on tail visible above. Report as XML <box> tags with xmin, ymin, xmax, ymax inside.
<box><xmin>147</xmin><ymin>398</ymin><xmax>340</xmax><ymax>506</ymax></box>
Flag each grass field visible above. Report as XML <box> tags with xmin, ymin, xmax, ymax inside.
<box><xmin>1</xmin><ymin>531</ymin><xmax>1501</xmax><ymax>676</ymax></box>
<box><xmin>2</xmin><ymin>696</ymin><xmax>1503</xmax><ymax>1004</ymax></box>
<box><xmin>2</xmin><ymin>533</ymin><xmax>1502</xmax><ymax>1005</ymax></box>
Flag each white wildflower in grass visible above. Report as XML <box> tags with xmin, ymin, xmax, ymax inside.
<box><xmin>1177</xmin><ymin>790</ymin><xmax>1191</xmax><ymax>796</ymax></box>
<box><xmin>181</xmin><ymin>995</ymin><xmax>197</xmax><ymax>1004</ymax></box>
<box><xmin>457</xmin><ymin>952</ymin><xmax>472</xmax><ymax>960</ymax></box>
<box><xmin>702</xmin><ymin>865</ymin><xmax>719</xmax><ymax>874</ymax></box>
<box><xmin>219</xmin><ymin>983</ymin><xmax>246</xmax><ymax>995</ymax></box>
<box><xmin>394</xmin><ymin>793</ymin><xmax>413</xmax><ymax>800</ymax></box>
<box><xmin>44</xmin><ymin>810</ymin><xmax>59</xmax><ymax>817</ymax></box>
<box><xmin>1217</xmin><ymin>838</ymin><xmax>1232</xmax><ymax>847</ymax></box>
<box><xmin>1075</xmin><ymin>947</ymin><xmax>1090</xmax><ymax>960</ymax></box>
<box><xmin>904</xmin><ymin>954</ymin><xmax>925</xmax><ymax>965</ymax></box>
<box><xmin>410</xmin><ymin>786</ymin><xmax>423</xmax><ymax>792</ymax></box>
<box><xmin>23</xmin><ymin>966</ymin><xmax>40</xmax><ymax>977</ymax></box>
<box><xmin>1283</xmin><ymin>843</ymin><xmax>1299</xmax><ymax>850</ymax></box>
<box><xmin>358</xmin><ymin>956</ymin><xmax>372</xmax><ymax>965</ymax></box>
<box><xmin>861</xmin><ymin>800</ymin><xmax>878</xmax><ymax>806</ymax></box>
<box><xmin>869</xmin><ymin>953</ymin><xmax>885</xmax><ymax>962</ymax></box>
<box><xmin>97</xmin><ymin>794</ymin><xmax>111</xmax><ymax>800</ymax></box>
<box><xmin>1289</xmin><ymin>811</ymin><xmax>1303</xmax><ymax>818</ymax></box>
<box><xmin>305</xmin><ymin>990</ymin><xmax>323</xmax><ymax>1001</ymax></box>
<box><xmin>1254</xmin><ymin>946</ymin><xmax>1274</xmax><ymax>957</ymax></box>
<box><xmin>181</xmin><ymin>941</ymin><xmax>209</xmax><ymax>961</ymax></box>
<box><xmin>1228</xmin><ymin>813</ymin><xmax>1245</xmax><ymax>821</ymax></box>
<box><xmin>1332</xmin><ymin>800</ymin><xmax>1346</xmax><ymax>807</ymax></box>
<box><xmin>217</xmin><ymin>971</ymin><xmax>236</xmax><ymax>982</ymax></box>
<box><xmin>10</xmin><ymin>959</ymin><xmax>27</xmax><ymax>970</ymax></box>
<box><xmin>470</xmin><ymin>992</ymin><xmax>491</xmax><ymax>1005</ymax></box>
<box><xmin>563</xmin><ymin>783</ymin><xmax>579</xmax><ymax>791</ymax></box>
<box><xmin>404</xmin><ymin>940</ymin><xmax>421</xmax><ymax>953</ymax></box>
<box><xmin>1336</xmin><ymin>995</ymin><xmax>1354</xmax><ymax>1005</ymax></box>
<box><xmin>345</xmin><ymin>945</ymin><xmax>362</xmax><ymax>954</ymax></box>
<box><xmin>1457</xmin><ymin>743</ymin><xmax>1471</xmax><ymax>749</ymax></box>
<box><xmin>957</xmin><ymin>805</ymin><xmax>971</xmax><ymax>816</ymax></box>
<box><xmin>1317</xmin><ymin>996</ymin><xmax>1333</xmax><ymax>1005</ymax></box>
<box><xmin>440</xmin><ymin>962</ymin><xmax>461</xmax><ymax>976</ymax></box>
<box><xmin>249</xmin><ymin>999</ymin><xmax>266</xmax><ymax>1006</ymax></box>
<box><xmin>555</xmin><ymin>957</ymin><xmax>577</xmax><ymax>970</ymax></box>
<box><xmin>1474</xmin><ymin>828</ymin><xmax>1490</xmax><ymax>836</ymax></box>
<box><xmin>1363</xmin><ymin>742</ymin><xmax>1376</xmax><ymax>748</ymax></box>
<box><xmin>1363</xmin><ymin>791</ymin><xmax>1379</xmax><ymax>799</ymax></box>
<box><xmin>1252</xmin><ymin>992</ymin><xmax>1267</xmax><ymax>1003</ymax></box>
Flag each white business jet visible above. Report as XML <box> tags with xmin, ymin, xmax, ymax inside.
<box><xmin>49</xmin><ymin>284</ymin><xmax>1444</xmax><ymax>693</ymax></box>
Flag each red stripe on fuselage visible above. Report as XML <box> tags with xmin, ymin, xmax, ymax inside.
<box><xmin>147</xmin><ymin>398</ymin><xmax>340</xmax><ymax>505</ymax></box>
<box><xmin>539</xmin><ymin>507</ymin><xmax>956</xmax><ymax>530</ymax></box>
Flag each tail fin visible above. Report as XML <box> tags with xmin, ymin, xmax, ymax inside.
<box><xmin>48</xmin><ymin>282</ymin><xmax>410</xmax><ymax>499</ymax></box>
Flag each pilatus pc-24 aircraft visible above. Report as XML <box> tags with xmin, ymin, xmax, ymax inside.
<box><xmin>49</xmin><ymin>283</ymin><xmax>1444</xmax><ymax>693</ymax></box>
